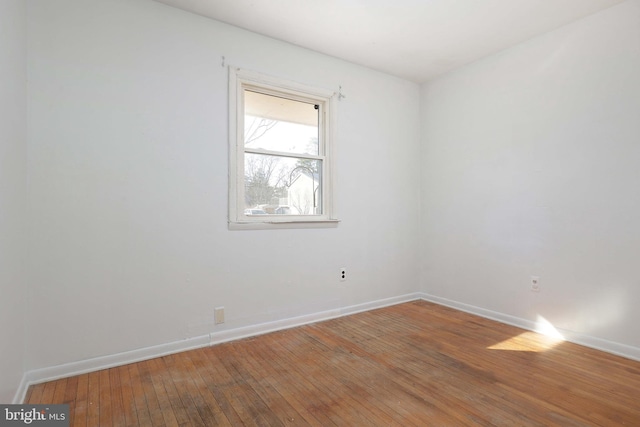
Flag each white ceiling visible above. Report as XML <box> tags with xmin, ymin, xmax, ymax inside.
<box><xmin>154</xmin><ymin>0</ymin><xmax>624</xmax><ymax>83</ymax></box>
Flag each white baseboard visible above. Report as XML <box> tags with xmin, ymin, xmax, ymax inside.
<box><xmin>419</xmin><ymin>293</ymin><xmax>542</xmax><ymax>331</ymax></box>
<box><xmin>209</xmin><ymin>293</ymin><xmax>421</xmax><ymax>345</ymax></box>
<box><xmin>18</xmin><ymin>292</ymin><xmax>421</xmax><ymax>403</ymax></box>
<box><xmin>13</xmin><ymin>375</ymin><xmax>30</xmax><ymax>404</ymax></box>
<box><xmin>17</xmin><ymin>334</ymin><xmax>211</xmax><ymax>403</ymax></box>
<box><xmin>419</xmin><ymin>292</ymin><xmax>640</xmax><ymax>362</ymax></box>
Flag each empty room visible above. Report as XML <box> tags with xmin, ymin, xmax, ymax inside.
<box><xmin>2</xmin><ymin>0</ymin><xmax>640</xmax><ymax>425</ymax></box>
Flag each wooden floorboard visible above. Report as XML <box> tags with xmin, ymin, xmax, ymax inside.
<box><xmin>26</xmin><ymin>300</ymin><xmax>640</xmax><ymax>426</ymax></box>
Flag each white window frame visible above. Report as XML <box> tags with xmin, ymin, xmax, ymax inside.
<box><xmin>228</xmin><ymin>68</ymin><xmax>339</xmax><ymax>230</ymax></box>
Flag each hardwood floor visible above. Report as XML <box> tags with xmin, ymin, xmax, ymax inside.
<box><xmin>26</xmin><ymin>300</ymin><xmax>640</xmax><ymax>426</ymax></box>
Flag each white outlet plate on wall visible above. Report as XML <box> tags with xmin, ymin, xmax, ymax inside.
<box><xmin>531</xmin><ymin>276</ymin><xmax>540</xmax><ymax>292</ymax></box>
<box><xmin>214</xmin><ymin>307</ymin><xmax>225</xmax><ymax>324</ymax></box>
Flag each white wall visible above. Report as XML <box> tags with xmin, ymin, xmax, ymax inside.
<box><xmin>421</xmin><ymin>0</ymin><xmax>640</xmax><ymax>351</ymax></box>
<box><xmin>0</xmin><ymin>0</ymin><xmax>27</xmax><ymax>403</ymax></box>
<box><xmin>26</xmin><ymin>0</ymin><xmax>421</xmax><ymax>371</ymax></box>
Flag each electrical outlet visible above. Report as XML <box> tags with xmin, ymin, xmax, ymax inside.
<box><xmin>340</xmin><ymin>267</ymin><xmax>346</xmax><ymax>282</ymax></box>
<box><xmin>531</xmin><ymin>276</ymin><xmax>540</xmax><ymax>292</ymax></box>
<box><xmin>214</xmin><ymin>307</ymin><xmax>225</xmax><ymax>324</ymax></box>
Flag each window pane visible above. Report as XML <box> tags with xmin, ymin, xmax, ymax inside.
<box><xmin>244</xmin><ymin>153</ymin><xmax>322</xmax><ymax>215</ymax></box>
<box><xmin>244</xmin><ymin>90</ymin><xmax>319</xmax><ymax>156</ymax></box>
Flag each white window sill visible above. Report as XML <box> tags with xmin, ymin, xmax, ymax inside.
<box><xmin>228</xmin><ymin>219</ymin><xmax>341</xmax><ymax>231</ymax></box>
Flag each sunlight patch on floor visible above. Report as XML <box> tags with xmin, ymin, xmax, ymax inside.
<box><xmin>488</xmin><ymin>316</ymin><xmax>564</xmax><ymax>352</ymax></box>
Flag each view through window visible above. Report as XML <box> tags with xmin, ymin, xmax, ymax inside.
<box><xmin>243</xmin><ymin>90</ymin><xmax>322</xmax><ymax>216</ymax></box>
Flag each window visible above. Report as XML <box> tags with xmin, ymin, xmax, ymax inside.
<box><xmin>229</xmin><ymin>68</ymin><xmax>338</xmax><ymax>229</ymax></box>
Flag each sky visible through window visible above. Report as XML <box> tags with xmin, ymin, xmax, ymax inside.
<box><xmin>244</xmin><ymin>116</ymin><xmax>317</xmax><ymax>155</ymax></box>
